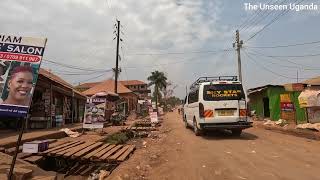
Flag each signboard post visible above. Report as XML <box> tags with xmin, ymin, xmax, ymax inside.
<box><xmin>0</xmin><ymin>35</ymin><xmax>47</xmax><ymax>179</ymax></box>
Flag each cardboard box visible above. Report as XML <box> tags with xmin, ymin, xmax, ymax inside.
<box><xmin>22</xmin><ymin>140</ymin><xmax>49</xmax><ymax>153</ymax></box>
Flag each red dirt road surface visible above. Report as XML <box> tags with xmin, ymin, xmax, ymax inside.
<box><xmin>109</xmin><ymin>110</ymin><xmax>320</xmax><ymax>180</ymax></box>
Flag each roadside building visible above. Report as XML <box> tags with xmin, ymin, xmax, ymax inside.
<box><xmin>247</xmin><ymin>84</ymin><xmax>306</xmax><ymax>124</ymax></box>
<box><xmin>298</xmin><ymin>77</ymin><xmax>320</xmax><ymax>123</ymax></box>
<box><xmin>76</xmin><ymin>80</ymin><xmax>151</xmax><ymax>100</ymax></box>
<box><xmin>74</xmin><ymin>82</ymin><xmax>101</xmax><ymax>92</ymax></box>
<box><xmin>82</xmin><ymin>79</ymin><xmax>138</xmax><ymax>114</ymax></box>
<box><xmin>28</xmin><ymin>69</ymin><xmax>86</xmax><ymax>129</ymax></box>
<box><xmin>119</xmin><ymin>80</ymin><xmax>151</xmax><ymax>99</ymax></box>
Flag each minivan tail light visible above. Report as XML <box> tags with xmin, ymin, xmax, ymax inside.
<box><xmin>199</xmin><ymin>103</ymin><xmax>204</xmax><ymax>118</ymax></box>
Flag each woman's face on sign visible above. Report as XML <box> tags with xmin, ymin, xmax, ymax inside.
<box><xmin>8</xmin><ymin>71</ymin><xmax>33</xmax><ymax>101</ymax></box>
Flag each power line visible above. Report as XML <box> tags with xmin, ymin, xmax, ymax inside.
<box><xmin>78</xmin><ymin>72</ymin><xmax>110</xmax><ymax>83</ymax></box>
<box><xmin>243</xmin><ymin>50</ymin><xmax>309</xmax><ymax>79</ymax></box>
<box><xmin>53</xmin><ymin>69</ymin><xmax>113</xmax><ymax>76</ymax></box>
<box><xmin>123</xmin><ymin>50</ymin><xmax>229</xmax><ymax>69</ymax></box>
<box><xmin>246</xmin><ymin>40</ymin><xmax>320</xmax><ymax>49</ymax></box>
<box><xmin>240</xmin><ymin>0</ymin><xmax>276</xmax><ymax>31</ymax></box>
<box><xmin>246</xmin><ymin>0</ymin><xmax>305</xmax><ymax>42</ymax></box>
<box><xmin>106</xmin><ymin>0</ymin><xmax>118</xmax><ymax>20</ymax></box>
<box><xmin>252</xmin><ymin>52</ymin><xmax>320</xmax><ymax>58</ymax></box>
<box><xmin>246</xmin><ymin>51</ymin><xmax>305</xmax><ymax>69</ymax></box>
<box><xmin>245</xmin><ymin>49</ymin><xmax>320</xmax><ymax>70</ymax></box>
<box><xmin>42</xmin><ymin>59</ymin><xmax>106</xmax><ymax>72</ymax></box>
<box><xmin>126</xmin><ymin>49</ymin><xmax>233</xmax><ymax>56</ymax></box>
<box><xmin>242</xmin><ymin>0</ymin><xmax>285</xmax><ymax>33</ymax></box>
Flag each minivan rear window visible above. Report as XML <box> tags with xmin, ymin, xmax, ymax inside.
<box><xmin>203</xmin><ymin>84</ymin><xmax>245</xmax><ymax>101</ymax></box>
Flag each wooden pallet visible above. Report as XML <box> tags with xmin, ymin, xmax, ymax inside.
<box><xmin>38</xmin><ymin>141</ymin><xmax>135</xmax><ymax>162</ymax></box>
<box><xmin>126</xmin><ymin>126</ymin><xmax>157</xmax><ymax>131</ymax></box>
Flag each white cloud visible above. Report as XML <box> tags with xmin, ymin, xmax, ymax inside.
<box><xmin>5</xmin><ymin>0</ymin><xmax>317</xmax><ymax>98</ymax></box>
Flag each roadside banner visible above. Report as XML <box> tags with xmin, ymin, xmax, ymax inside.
<box><xmin>0</xmin><ymin>35</ymin><xmax>47</xmax><ymax>118</ymax></box>
<box><xmin>150</xmin><ymin>112</ymin><xmax>158</xmax><ymax>123</ymax></box>
<box><xmin>83</xmin><ymin>97</ymin><xmax>106</xmax><ymax>129</ymax></box>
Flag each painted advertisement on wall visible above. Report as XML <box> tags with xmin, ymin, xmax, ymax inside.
<box><xmin>0</xmin><ymin>35</ymin><xmax>47</xmax><ymax>118</ymax></box>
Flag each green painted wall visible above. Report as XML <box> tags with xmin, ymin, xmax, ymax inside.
<box><xmin>267</xmin><ymin>87</ymin><xmax>285</xmax><ymax>120</ymax></box>
<box><xmin>249</xmin><ymin>86</ymin><xmax>306</xmax><ymax>122</ymax></box>
<box><xmin>290</xmin><ymin>92</ymin><xmax>306</xmax><ymax>123</ymax></box>
<box><xmin>248</xmin><ymin>89</ymin><xmax>267</xmax><ymax>119</ymax></box>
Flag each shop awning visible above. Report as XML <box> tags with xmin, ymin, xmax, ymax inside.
<box><xmin>298</xmin><ymin>89</ymin><xmax>320</xmax><ymax>107</ymax></box>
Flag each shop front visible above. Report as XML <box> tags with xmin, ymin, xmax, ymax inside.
<box><xmin>298</xmin><ymin>87</ymin><xmax>320</xmax><ymax>123</ymax></box>
<box><xmin>28</xmin><ymin>69</ymin><xmax>86</xmax><ymax>129</ymax></box>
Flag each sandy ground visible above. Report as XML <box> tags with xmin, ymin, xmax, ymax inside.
<box><xmin>109</xmin><ymin>110</ymin><xmax>320</xmax><ymax>180</ymax></box>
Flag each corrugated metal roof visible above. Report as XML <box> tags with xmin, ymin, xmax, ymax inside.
<box><xmin>39</xmin><ymin>69</ymin><xmax>86</xmax><ymax>98</ymax></box>
<box><xmin>82</xmin><ymin>79</ymin><xmax>132</xmax><ymax>96</ymax></box>
<box><xmin>119</xmin><ymin>80</ymin><xmax>147</xmax><ymax>86</ymax></box>
<box><xmin>75</xmin><ymin>82</ymin><xmax>101</xmax><ymax>89</ymax></box>
<box><xmin>247</xmin><ymin>84</ymin><xmax>284</xmax><ymax>95</ymax></box>
<box><xmin>303</xmin><ymin>76</ymin><xmax>320</xmax><ymax>85</ymax></box>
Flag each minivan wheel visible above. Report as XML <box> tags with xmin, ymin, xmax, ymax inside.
<box><xmin>193</xmin><ymin>119</ymin><xmax>201</xmax><ymax>136</ymax></box>
<box><xmin>231</xmin><ymin>129</ymin><xmax>242</xmax><ymax>136</ymax></box>
<box><xmin>184</xmin><ymin>116</ymin><xmax>188</xmax><ymax>128</ymax></box>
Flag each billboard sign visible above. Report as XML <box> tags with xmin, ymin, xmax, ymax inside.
<box><xmin>0</xmin><ymin>35</ymin><xmax>47</xmax><ymax>118</ymax></box>
<box><xmin>280</xmin><ymin>102</ymin><xmax>295</xmax><ymax>112</ymax></box>
<box><xmin>83</xmin><ymin>97</ymin><xmax>106</xmax><ymax>129</ymax></box>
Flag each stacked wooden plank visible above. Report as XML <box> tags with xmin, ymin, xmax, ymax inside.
<box><xmin>125</xmin><ymin>126</ymin><xmax>157</xmax><ymax>131</ymax></box>
<box><xmin>38</xmin><ymin>141</ymin><xmax>135</xmax><ymax>162</ymax></box>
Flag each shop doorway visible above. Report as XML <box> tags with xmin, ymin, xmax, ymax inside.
<box><xmin>263</xmin><ymin>97</ymin><xmax>270</xmax><ymax>117</ymax></box>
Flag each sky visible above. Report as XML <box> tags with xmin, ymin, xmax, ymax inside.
<box><xmin>0</xmin><ymin>0</ymin><xmax>319</xmax><ymax>98</ymax></box>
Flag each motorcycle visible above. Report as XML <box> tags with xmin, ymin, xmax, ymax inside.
<box><xmin>110</xmin><ymin>111</ymin><xmax>126</xmax><ymax>125</ymax></box>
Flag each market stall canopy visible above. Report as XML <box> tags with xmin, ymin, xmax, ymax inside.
<box><xmin>91</xmin><ymin>91</ymin><xmax>120</xmax><ymax>102</ymax></box>
<box><xmin>298</xmin><ymin>88</ymin><xmax>320</xmax><ymax>107</ymax></box>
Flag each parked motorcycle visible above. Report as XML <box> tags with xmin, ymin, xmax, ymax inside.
<box><xmin>110</xmin><ymin>111</ymin><xmax>126</xmax><ymax>125</ymax></box>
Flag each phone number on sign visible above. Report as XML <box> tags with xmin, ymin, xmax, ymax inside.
<box><xmin>0</xmin><ymin>52</ymin><xmax>41</xmax><ymax>62</ymax></box>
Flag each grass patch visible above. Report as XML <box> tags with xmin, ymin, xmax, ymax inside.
<box><xmin>104</xmin><ymin>132</ymin><xmax>134</xmax><ymax>144</ymax></box>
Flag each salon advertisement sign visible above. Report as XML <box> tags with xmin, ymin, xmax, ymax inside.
<box><xmin>0</xmin><ymin>35</ymin><xmax>47</xmax><ymax>118</ymax></box>
<box><xmin>83</xmin><ymin>97</ymin><xmax>106</xmax><ymax>129</ymax></box>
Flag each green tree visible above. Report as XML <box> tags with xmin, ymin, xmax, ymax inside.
<box><xmin>147</xmin><ymin>71</ymin><xmax>167</xmax><ymax>111</ymax></box>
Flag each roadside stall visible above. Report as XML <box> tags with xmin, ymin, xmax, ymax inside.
<box><xmin>28</xmin><ymin>69</ymin><xmax>86</xmax><ymax>129</ymax></box>
<box><xmin>298</xmin><ymin>87</ymin><xmax>320</xmax><ymax>123</ymax></box>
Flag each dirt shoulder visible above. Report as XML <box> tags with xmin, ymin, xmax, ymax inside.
<box><xmin>254</xmin><ymin>121</ymin><xmax>320</xmax><ymax>141</ymax></box>
<box><xmin>109</xmin><ymin>111</ymin><xmax>320</xmax><ymax>180</ymax></box>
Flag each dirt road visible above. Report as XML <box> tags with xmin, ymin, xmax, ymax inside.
<box><xmin>110</xmin><ymin>111</ymin><xmax>320</xmax><ymax>180</ymax></box>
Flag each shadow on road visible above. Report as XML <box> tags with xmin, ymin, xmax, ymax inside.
<box><xmin>200</xmin><ymin>130</ymin><xmax>258</xmax><ymax>140</ymax></box>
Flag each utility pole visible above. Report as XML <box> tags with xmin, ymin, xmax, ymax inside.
<box><xmin>296</xmin><ymin>70</ymin><xmax>299</xmax><ymax>83</ymax></box>
<box><xmin>185</xmin><ymin>85</ymin><xmax>188</xmax><ymax>96</ymax></box>
<box><xmin>233</xmin><ymin>30</ymin><xmax>243</xmax><ymax>82</ymax></box>
<box><xmin>114</xmin><ymin>20</ymin><xmax>120</xmax><ymax>93</ymax></box>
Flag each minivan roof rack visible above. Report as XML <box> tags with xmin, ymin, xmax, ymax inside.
<box><xmin>190</xmin><ymin>76</ymin><xmax>238</xmax><ymax>89</ymax></box>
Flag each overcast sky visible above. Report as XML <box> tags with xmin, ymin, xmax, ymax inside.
<box><xmin>1</xmin><ymin>0</ymin><xmax>320</xmax><ymax>98</ymax></box>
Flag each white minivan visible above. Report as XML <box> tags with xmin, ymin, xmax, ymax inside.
<box><xmin>183</xmin><ymin>76</ymin><xmax>252</xmax><ymax>136</ymax></box>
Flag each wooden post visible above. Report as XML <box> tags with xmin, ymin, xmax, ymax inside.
<box><xmin>50</xmin><ymin>82</ymin><xmax>53</xmax><ymax>128</ymax></box>
<box><xmin>8</xmin><ymin>117</ymin><xmax>26</xmax><ymax>180</ymax></box>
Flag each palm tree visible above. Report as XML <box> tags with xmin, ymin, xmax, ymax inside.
<box><xmin>147</xmin><ymin>71</ymin><xmax>167</xmax><ymax>111</ymax></box>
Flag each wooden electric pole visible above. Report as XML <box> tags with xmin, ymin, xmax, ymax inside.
<box><xmin>114</xmin><ymin>20</ymin><xmax>120</xmax><ymax>93</ymax></box>
<box><xmin>234</xmin><ymin>30</ymin><xmax>243</xmax><ymax>82</ymax></box>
